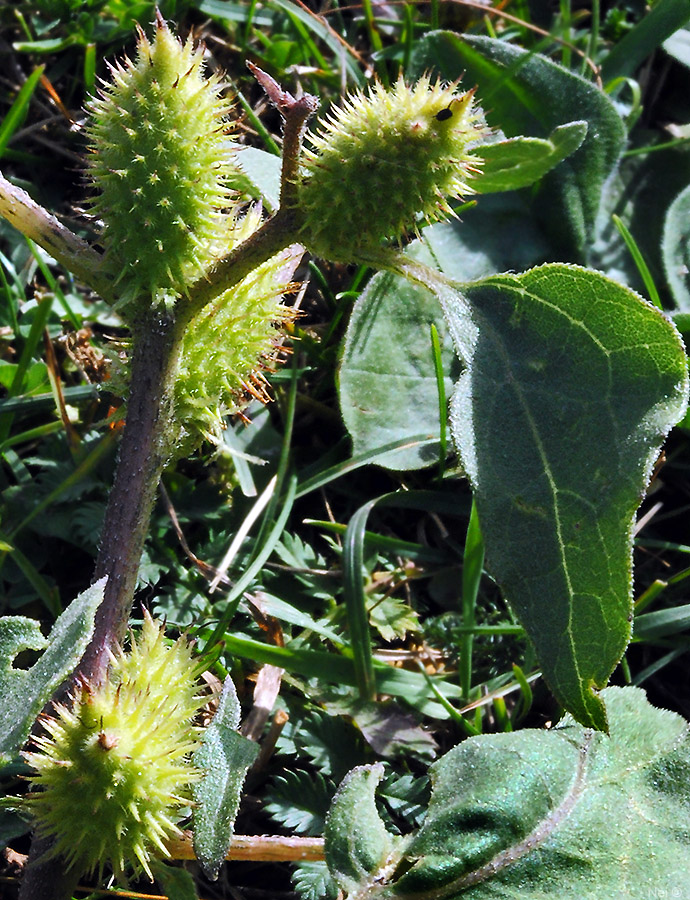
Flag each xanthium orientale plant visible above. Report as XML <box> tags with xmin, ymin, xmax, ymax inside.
<box><xmin>0</xmin><ymin>12</ymin><xmax>687</xmax><ymax>900</ymax></box>
<box><xmin>2</xmin><ymin>17</ymin><xmax>490</xmax><ymax>891</ymax></box>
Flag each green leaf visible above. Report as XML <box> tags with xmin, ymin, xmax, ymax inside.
<box><xmin>266</xmin><ymin>0</ymin><xmax>365</xmax><ymax>85</ymax></box>
<box><xmin>338</xmin><ymin>268</ymin><xmax>462</xmax><ymax>470</ymax></box>
<box><xmin>443</xmin><ymin>264</ymin><xmax>688</xmax><ymax>729</ymax></box>
<box><xmin>633</xmin><ymin>603</ymin><xmax>690</xmax><ymax>640</ymax></box>
<box><xmin>325</xmin><ymin>763</ymin><xmax>401</xmax><ymax>898</ymax></box>
<box><xmin>368</xmin><ymin>594</ymin><xmax>419</xmax><ymax>642</ymax></box>
<box><xmin>265</xmin><ymin>769</ymin><xmax>333</xmax><ymax>835</ymax></box>
<box><xmin>0</xmin><ymin>66</ymin><xmax>45</xmax><ymax>158</ymax></box>
<box><xmin>192</xmin><ymin>676</ymin><xmax>259</xmax><ymax>881</ymax></box>
<box><xmin>474</xmin><ymin>122</ymin><xmax>588</xmax><ymax>194</ymax></box>
<box><xmin>662</xmin><ymin>182</ymin><xmax>690</xmax><ymax>311</ymax></box>
<box><xmin>293</xmin><ymin>861</ymin><xmax>339</xmax><ymax>900</ymax></box>
<box><xmin>231</xmin><ymin>145</ymin><xmax>282</xmax><ymax>211</ymax></box>
<box><xmin>0</xmin><ymin>578</ymin><xmax>106</xmax><ymax>767</ymax></box>
<box><xmin>0</xmin><ymin>809</ymin><xmax>30</xmax><ymax>845</ymax></box>
<box><xmin>325</xmin><ymin>687</ymin><xmax>690</xmax><ymax>900</ymax></box>
<box><xmin>351</xmin><ymin>702</ymin><xmax>438</xmax><ymax>762</ymax></box>
<box><xmin>409</xmin><ymin>33</ymin><xmax>625</xmax><ymax>256</ymax></box>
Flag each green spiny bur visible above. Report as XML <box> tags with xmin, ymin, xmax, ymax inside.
<box><xmin>174</xmin><ymin>208</ymin><xmax>298</xmax><ymax>452</ymax></box>
<box><xmin>298</xmin><ymin>75</ymin><xmax>488</xmax><ymax>263</ymax></box>
<box><xmin>23</xmin><ymin>615</ymin><xmax>204</xmax><ymax>882</ymax></box>
<box><xmin>86</xmin><ymin>18</ymin><xmax>235</xmax><ymax>307</ymax></box>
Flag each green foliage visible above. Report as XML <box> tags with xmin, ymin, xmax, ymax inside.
<box><xmin>0</xmin><ymin>579</ymin><xmax>105</xmax><ymax>768</ymax></box>
<box><xmin>339</xmin><ymin>269</ymin><xmax>461</xmax><ymax>470</ymax></box>
<box><xmin>2</xmin><ymin>2</ymin><xmax>690</xmax><ymax>896</ymax></box>
<box><xmin>473</xmin><ymin>122</ymin><xmax>587</xmax><ymax>194</ymax></box>
<box><xmin>409</xmin><ymin>33</ymin><xmax>626</xmax><ymax>257</ymax></box>
<box><xmin>192</xmin><ymin>676</ymin><xmax>259</xmax><ymax>880</ymax></box>
<box><xmin>445</xmin><ymin>264</ymin><xmax>688</xmax><ymax>728</ymax></box>
<box><xmin>292</xmin><ymin>861</ymin><xmax>339</xmax><ymax>900</ymax></box>
<box><xmin>264</xmin><ymin>769</ymin><xmax>333</xmax><ymax>835</ymax></box>
<box><xmin>325</xmin><ymin>687</ymin><xmax>690</xmax><ymax>899</ymax></box>
<box><xmin>662</xmin><ymin>182</ymin><xmax>690</xmax><ymax>310</ymax></box>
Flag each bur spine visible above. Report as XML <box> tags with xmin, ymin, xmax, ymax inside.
<box><xmin>297</xmin><ymin>75</ymin><xmax>487</xmax><ymax>263</ymax></box>
<box><xmin>23</xmin><ymin>614</ymin><xmax>204</xmax><ymax>881</ymax></box>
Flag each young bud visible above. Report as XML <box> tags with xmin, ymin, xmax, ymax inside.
<box><xmin>297</xmin><ymin>75</ymin><xmax>487</xmax><ymax>263</ymax></box>
<box><xmin>23</xmin><ymin>614</ymin><xmax>204</xmax><ymax>882</ymax></box>
<box><xmin>86</xmin><ymin>18</ymin><xmax>236</xmax><ymax>308</ymax></box>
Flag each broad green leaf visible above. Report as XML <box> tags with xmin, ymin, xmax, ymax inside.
<box><xmin>0</xmin><ymin>578</ymin><xmax>106</xmax><ymax>767</ymax></box>
<box><xmin>409</xmin><ymin>33</ymin><xmax>625</xmax><ymax>257</ymax></box>
<box><xmin>589</xmin><ymin>146</ymin><xmax>690</xmax><ymax>295</ymax></box>
<box><xmin>662</xmin><ymin>182</ymin><xmax>690</xmax><ymax>310</ymax></box>
<box><xmin>324</xmin><ymin>763</ymin><xmax>400</xmax><ymax>897</ymax></box>
<box><xmin>339</xmin><ymin>268</ymin><xmax>462</xmax><ymax>470</ymax></box>
<box><xmin>474</xmin><ymin>122</ymin><xmax>587</xmax><ymax>194</ymax></box>
<box><xmin>192</xmin><ymin>676</ymin><xmax>260</xmax><ymax>880</ymax></box>
<box><xmin>338</xmin><ymin>209</ymin><xmax>550</xmax><ymax>472</ymax></box>
<box><xmin>443</xmin><ymin>264</ymin><xmax>688</xmax><ymax>729</ymax></box>
<box><xmin>325</xmin><ymin>687</ymin><xmax>690</xmax><ymax>900</ymax></box>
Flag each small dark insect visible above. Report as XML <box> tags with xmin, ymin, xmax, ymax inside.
<box><xmin>435</xmin><ymin>107</ymin><xmax>453</xmax><ymax>121</ymax></box>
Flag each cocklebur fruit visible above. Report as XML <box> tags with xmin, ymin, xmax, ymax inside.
<box><xmin>173</xmin><ymin>206</ymin><xmax>298</xmax><ymax>452</ymax></box>
<box><xmin>23</xmin><ymin>614</ymin><xmax>204</xmax><ymax>881</ymax></box>
<box><xmin>85</xmin><ymin>17</ymin><xmax>236</xmax><ymax>308</ymax></box>
<box><xmin>103</xmin><ymin>206</ymin><xmax>299</xmax><ymax>454</ymax></box>
<box><xmin>297</xmin><ymin>75</ymin><xmax>487</xmax><ymax>263</ymax></box>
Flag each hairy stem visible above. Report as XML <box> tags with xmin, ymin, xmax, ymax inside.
<box><xmin>80</xmin><ymin>308</ymin><xmax>184</xmax><ymax>683</ymax></box>
<box><xmin>15</xmin><ymin>837</ymin><xmax>82</xmax><ymax>900</ymax></box>
<box><xmin>0</xmin><ymin>171</ymin><xmax>115</xmax><ymax>301</ymax></box>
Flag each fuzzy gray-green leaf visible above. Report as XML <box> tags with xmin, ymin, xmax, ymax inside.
<box><xmin>447</xmin><ymin>265</ymin><xmax>688</xmax><ymax>729</ymax></box>
<box><xmin>0</xmin><ymin>578</ymin><xmax>106</xmax><ymax>767</ymax></box>
<box><xmin>325</xmin><ymin>763</ymin><xmax>401</xmax><ymax>898</ymax></box>
<box><xmin>326</xmin><ymin>687</ymin><xmax>690</xmax><ymax>900</ymax></box>
<box><xmin>192</xmin><ymin>676</ymin><xmax>259</xmax><ymax>880</ymax></box>
<box><xmin>474</xmin><ymin>122</ymin><xmax>587</xmax><ymax>194</ymax></box>
<box><xmin>662</xmin><ymin>182</ymin><xmax>690</xmax><ymax>311</ymax></box>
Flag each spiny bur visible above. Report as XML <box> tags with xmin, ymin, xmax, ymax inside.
<box><xmin>86</xmin><ymin>17</ymin><xmax>235</xmax><ymax>308</ymax></box>
<box><xmin>87</xmin><ymin>18</ymin><xmax>298</xmax><ymax>453</ymax></box>
<box><xmin>297</xmin><ymin>75</ymin><xmax>488</xmax><ymax>263</ymax></box>
<box><xmin>23</xmin><ymin>614</ymin><xmax>204</xmax><ymax>882</ymax></box>
<box><xmin>175</xmin><ymin>207</ymin><xmax>298</xmax><ymax>451</ymax></box>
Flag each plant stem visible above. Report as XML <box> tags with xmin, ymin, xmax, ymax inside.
<box><xmin>184</xmin><ymin>207</ymin><xmax>301</xmax><ymax>319</ymax></box>
<box><xmin>80</xmin><ymin>309</ymin><xmax>184</xmax><ymax>684</ymax></box>
<box><xmin>15</xmin><ymin>838</ymin><xmax>82</xmax><ymax>900</ymax></box>
<box><xmin>0</xmin><ymin>171</ymin><xmax>115</xmax><ymax>302</ymax></box>
<box><xmin>167</xmin><ymin>832</ymin><xmax>325</xmax><ymax>862</ymax></box>
<box><xmin>16</xmin><ymin>68</ymin><xmax>317</xmax><ymax>900</ymax></box>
